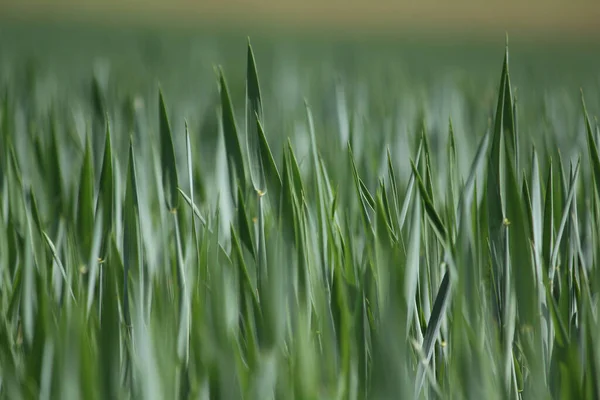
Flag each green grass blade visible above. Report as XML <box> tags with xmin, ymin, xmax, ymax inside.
<box><xmin>123</xmin><ymin>138</ymin><xmax>141</xmax><ymax>330</ymax></box>
<box><xmin>530</xmin><ymin>149</ymin><xmax>544</xmax><ymax>281</ymax></box>
<box><xmin>398</xmin><ymin>139</ymin><xmax>423</xmax><ymax>230</ymax></box>
<box><xmin>76</xmin><ymin>134</ymin><xmax>95</xmax><ymax>264</ymax></box>
<box><xmin>246</xmin><ymin>39</ymin><xmax>266</xmax><ymax>193</ymax></box>
<box><xmin>488</xmin><ymin>43</ymin><xmax>509</xmax><ymax>234</ymax></box>
<box><xmin>42</xmin><ymin>231</ymin><xmax>75</xmax><ymax>301</ymax></box>
<box><xmin>410</xmin><ymin>160</ymin><xmax>447</xmax><ymax>244</ymax></box>
<box><xmin>348</xmin><ymin>143</ymin><xmax>372</xmax><ymax>232</ymax></box>
<box><xmin>386</xmin><ymin>148</ymin><xmax>401</xmax><ymax>232</ymax></box>
<box><xmin>25</xmin><ymin>187</ymin><xmax>48</xmax><ymax>272</ymax></box>
<box><xmin>582</xmin><ymin>91</ymin><xmax>600</xmax><ymax>202</ymax></box>
<box><xmin>542</xmin><ymin>160</ymin><xmax>554</xmax><ymax>273</ymax></box>
<box><xmin>47</xmin><ymin>113</ymin><xmax>64</xmax><ymax>222</ymax></box>
<box><xmin>456</xmin><ymin>130</ymin><xmax>490</xmax><ymax>238</ymax></box>
<box><xmin>159</xmin><ymin>88</ymin><xmax>180</xmax><ymax>211</ymax></box>
<box><xmin>374</xmin><ymin>188</ymin><xmax>393</xmax><ymax>249</ymax></box>
<box><xmin>505</xmin><ymin>142</ymin><xmax>537</xmax><ymax>327</ymax></box>
<box><xmin>219</xmin><ymin>67</ymin><xmax>247</xmax><ymax>193</ymax></box>
<box><xmin>549</xmin><ymin>159</ymin><xmax>580</xmax><ymax>283</ymax></box>
<box><xmin>177</xmin><ymin>188</ymin><xmax>207</xmax><ymax>226</ymax></box>
<box><xmin>306</xmin><ymin>102</ymin><xmax>331</xmax><ymax>285</ymax></box>
<box><xmin>415</xmin><ymin>269</ymin><xmax>452</xmax><ymax>397</ymax></box>
<box><xmin>237</xmin><ymin>184</ymin><xmax>256</xmax><ymax>260</ymax></box>
<box><xmin>405</xmin><ymin>191</ymin><xmax>421</xmax><ymax>333</ymax></box>
<box><xmin>98</xmin><ymin>245</ymin><xmax>122</xmax><ymax>399</ymax></box>
<box><xmin>96</xmin><ymin>116</ymin><xmax>114</xmax><ymax>258</ymax></box>
<box><xmin>91</xmin><ymin>74</ymin><xmax>106</xmax><ymax>121</ymax></box>
<box><xmin>256</xmin><ymin>118</ymin><xmax>282</xmax><ymax>211</ymax></box>
<box><xmin>256</xmin><ymin>192</ymin><xmax>267</xmax><ymax>300</ymax></box>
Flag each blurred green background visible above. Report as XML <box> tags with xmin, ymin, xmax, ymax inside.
<box><xmin>1</xmin><ymin>0</ymin><xmax>600</xmax><ymax>159</ymax></box>
<box><xmin>1</xmin><ymin>0</ymin><xmax>599</xmax><ymax>167</ymax></box>
<box><xmin>2</xmin><ymin>0</ymin><xmax>600</xmax><ymax>40</ymax></box>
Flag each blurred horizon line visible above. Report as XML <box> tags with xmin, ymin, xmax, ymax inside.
<box><xmin>2</xmin><ymin>1</ymin><xmax>600</xmax><ymax>43</ymax></box>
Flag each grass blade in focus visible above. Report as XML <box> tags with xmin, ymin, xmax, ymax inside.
<box><xmin>159</xmin><ymin>89</ymin><xmax>180</xmax><ymax>211</ymax></box>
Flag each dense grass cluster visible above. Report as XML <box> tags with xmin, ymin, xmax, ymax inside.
<box><xmin>1</xmin><ymin>32</ymin><xmax>600</xmax><ymax>399</ymax></box>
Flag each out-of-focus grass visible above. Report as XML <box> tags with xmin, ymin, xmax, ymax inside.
<box><xmin>1</xmin><ymin>21</ymin><xmax>600</xmax><ymax>399</ymax></box>
<box><xmin>3</xmin><ymin>0</ymin><xmax>600</xmax><ymax>40</ymax></box>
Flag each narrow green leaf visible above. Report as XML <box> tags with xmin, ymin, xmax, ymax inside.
<box><xmin>306</xmin><ymin>102</ymin><xmax>329</xmax><ymax>282</ymax></box>
<box><xmin>91</xmin><ymin>74</ymin><xmax>106</xmax><ymax>120</ymax></box>
<box><xmin>542</xmin><ymin>160</ymin><xmax>554</xmax><ymax>272</ymax></box>
<box><xmin>230</xmin><ymin>223</ymin><xmax>260</xmax><ymax>312</ymax></box>
<box><xmin>410</xmin><ymin>160</ymin><xmax>447</xmax><ymax>244</ymax></box>
<box><xmin>123</xmin><ymin>138</ymin><xmax>141</xmax><ymax>329</ymax></box>
<box><xmin>446</xmin><ymin>118</ymin><xmax>458</xmax><ymax>236</ymax></box>
<box><xmin>530</xmin><ymin>149</ymin><xmax>544</xmax><ymax>281</ymax></box>
<box><xmin>96</xmin><ymin>116</ymin><xmax>114</xmax><ymax>258</ymax></box>
<box><xmin>280</xmin><ymin>146</ymin><xmax>298</xmax><ymax>245</ymax></box>
<box><xmin>256</xmin><ymin>193</ymin><xmax>267</xmax><ymax>303</ymax></box>
<box><xmin>487</xmin><ymin>43</ymin><xmax>509</xmax><ymax>237</ymax></box>
<box><xmin>398</xmin><ymin>139</ymin><xmax>423</xmax><ymax>230</ymax></box>
<box><xmin>219</xmin><ymin>67</ymin><xmax>247</xmax><ymax>192</ymax></box>
<box><xmin>25</xmin><ymin>187</ymin><xmax>47</xmax><ymax>272</ymax></box>
<box><xmin>246</xmin><ymin>39</ymin><xmax>266</xmax><ymax>193</ymax></box>
<box><xmin>374</xmin><ymin>189</ymin><xmax>393</xmax><ymax>249</ymax></box>
<box><xmin>415</xmin><ymin>269</ymin><xmax>452</xmax><ymax>397</ymax></box>
<box><xmin>98</xmin><ymin>246</ymin><xmax>122</xmax><ymax>400</ymax></box>
<box><xmin>379</xmin><ymin>179</ymin><xmax>395</xmax><ymax>239</ymax></box>
<box><xmin>177</xmin><ymin>188</ymin><xmax>207</xmax><ymax>226</ymax></box>
<box><xmin>237</xmin><ymin>184</ymin><xmax>256</xmax><ymax>261</ymax></box>
<box><xmin>349</xmin><ymin>143</ymin><xmax>372</xmax><ymax>232</ymax></box>
<box><xmin>457</xmin><ymin>130</ymin><xmax>489</xmax><ymax>227</ymax></box>
<box><xmin>77</xmin><ymin>134</ymin><xmax>95</xmax><ymax>263</ymax></box>
<box><xmin>502</xmin><ymin>58</ymin><xmax>517</xmax><ymax>172</ymax></box>
<box><xmin>47</xmin><ymin>113</ymin><xmax>64</xmax><ymax>221</ymax></box>
<box><xmin>159</xmin><ymin>88</ymin><xmax>179</xmax><ymax>211</ymax></box>
<box><xmin>359</xmin><ymin>179</ymin><xmax>376</xmax><ymax>212</ymax></box>
<box><xmin>42</xmin><ymin>231</ymin><xmax>75</xmax><ymax>301</ymax></box>
<box><xmin>505</xmin><ymin>141</ymin><xmax>536</xmax><ymax>327</ymax></box>
<box><xmin>184</xmin><ymin>120</ymin><xmax>203</xmax><ymax>287</ymax></box>
<box><xmin>582</xmin><ymin>91</ymin><xmax>600</xmax><ymax>202</ymax></box>
<box><xmin>173</xmin><ymin>209</ymin><xmax>189</xmax><ymax>365</ymax></box>
<box><xmin>386</xmin><ymin>148</ymin><xmax>401</xmax><ymax>232</ymax></box>
<box><xmin>286</xmin><ymin>139</ymin><xmax>305</xmax><ymax>200</ymax></box>
<box><xmin>549</xmin><ymin>160</ymin><xmax>580</xmax><ymax>283</ymax></box>
<box><xmin>257</xmin><ymin>118</ymin><xmax>282</xmax><ymax>210</ymax></box>
<box><xmin>405</xmin><ymin>192</ymin><xmax>422</xmax><ymax>332</ymax></box>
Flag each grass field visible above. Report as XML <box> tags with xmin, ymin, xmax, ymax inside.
<box><xmin>1</xmin><ymin>18</ymin><xmax>600</xmax><ymax>399</ymax></box>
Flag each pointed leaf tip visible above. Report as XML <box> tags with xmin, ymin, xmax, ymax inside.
<box><xmin>246</xmin><ymin>39</ymin><xmax>265</xmax><ymax>192</ymax></box>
